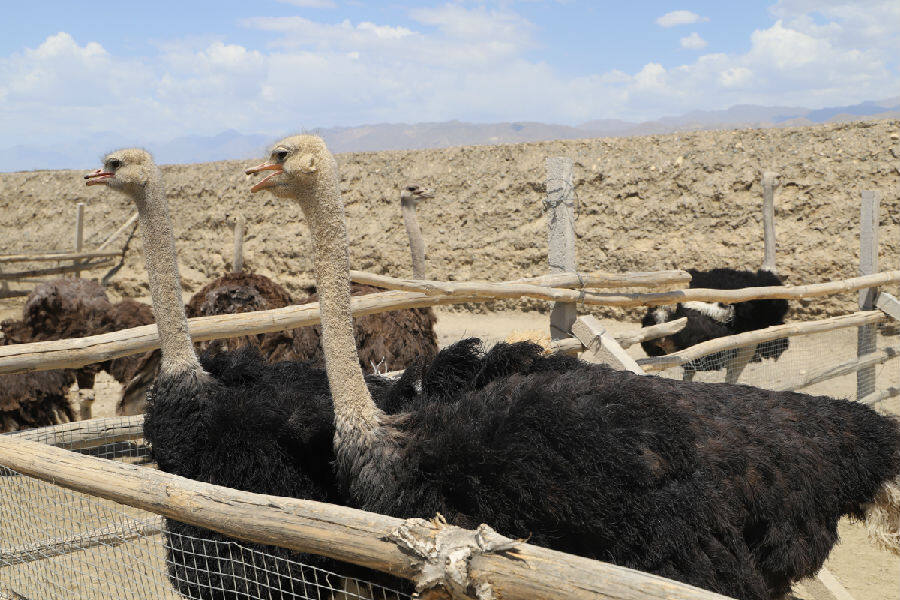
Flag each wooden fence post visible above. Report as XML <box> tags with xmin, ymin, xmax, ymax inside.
<box><xmin>233</xmin><ymin>214</ymin><xmax>246</xmax><ymax>273</ymax></box>
<box><xmin>761</xmin><ymin>171</ymin><xmax>778</xmax><ymax>273</ymax></box>
<box><xmin>573</xmin><ymin>315</ymin><xmax>644</xmax><ymax>374</ymax></box>
<box><xmin>858</xmin><ymin>190</ymin><xmax>880</xmax><ymax>400</ymax></box>
<box><xmin>73</xmin><ymin>202</ymin><xmax>85</xmax><ymax>278</ymax></box>
<box><xmin>544</xmin><ymin>157</ymin><xmax>577</xmax><ymax>341</ymax></box>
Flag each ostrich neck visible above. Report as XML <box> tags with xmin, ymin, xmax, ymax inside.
<box><xmin>298</xmin><ymin>172</ymin><xmax>381</xmax><ymax>430</ymax></box>
<box><xmin>132</xmin><ymin>176</ymin><xmax>201</xmax><ymax>375</ymax></box>
<box><xmin>296</xmin><ymin>164</ymin><xmax>404</xmax><ymax>501</ymax></box>
<box><xmin>401</xmin><ymin>201</ymin><xmax>427</xmax><ymax>279</ymax></box>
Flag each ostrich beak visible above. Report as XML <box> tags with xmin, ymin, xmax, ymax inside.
<box><xmin>415</xmin><ymin>188</ymin><xmax>435</xmax><ymax>199</ymax></box>
<box><xmin>245</xmin><ymin>162</ymin><xmax>283</xmax><ymax>193</ymax></box>
<box><xmin>84</xmin><ymin>169</ymin><xmax>114</xmax><ymax>186</ymax></box>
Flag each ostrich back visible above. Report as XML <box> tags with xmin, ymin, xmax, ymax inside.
<box><xmin>0</xmin><ymin>371</ymin><xmax>75</xmax><ymax>433</ymax></box>
<box><xmin>0</xmin><ymin>279</ymin><xmax>160</xmax><ymax>417</ymax></box>
<box><xmin>185</xmin><ymin>272</ymin><xmax>297</xmax><ymax>360</ymax></box>
<box><xmin>1</xmin><ymin>278</ymin><xmax>112</xmax><ymax>343</ymax></box>
<box><xmin>357</xmin><ymin>363</ymin><xmax>900</xmax><ymax>600</ymax></box>
<box><xmin>292</xmin><ymin>283</ymin><xmax>438</xmax><ymax>373</ymax></box>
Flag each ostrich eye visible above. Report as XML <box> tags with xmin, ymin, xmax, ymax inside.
<box><xmin>407</xmin><ymin>186</ymin><xmax>417</xmax><ymax>192</ymax></box>
<box><xmin>273</xmin><ymin>149</ymin><xmax>288</xmax><ymax>162</ymax></box>
<box><xmin>108</xmin><ymin>159</ymin><xmax>122</xmax><ymax>170</ymax></box>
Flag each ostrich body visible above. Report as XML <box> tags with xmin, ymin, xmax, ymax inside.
<box><xmin>185</xmin><ymin>271</ymin><xmax>297</xmax><ymax>361</ymax></box>
<box><xmin>641</xmin><ymin>268</ymin><xmax>790</xmax><ymax>382</ymax></box>
<box><xmin>247</xmin><ymin>135</ymin><xmax>900</xmax><ymax>600</ymax></box>
<box><xmin>0</xmin><ymin>278</ymin><xmax>158</xmax><ymax>418</ymax></box>
<box><xmin>0</xmin><ymin>371</ymin><xmax>74</xmax><ymax>433</ymax></box>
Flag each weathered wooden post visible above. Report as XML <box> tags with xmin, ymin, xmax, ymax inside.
<box><xmin>761</xmin><ymin>171</ymin><xmax>778</xmax><ymax>273</ymax></box>
<box><xmin>723</xmin><ymin>173</ymin><xmax>780</xmax><ymax>385</ymax></box>
<box><xmin>544</xmin><ymin>157</ymin><xmax>577</xmax><ymax>341</ymax></box>
<box><xmin>73</xmin><ymin>202</ymin><xmax>85</xmax><ymax>278</ymax></box>
<box><xmin>232</xmin><ymin>214</ymin><xmax>246</xmax><ymax>273</ymax></box>
<box><xmin>857</xmin><ymin>190</ymin><xmax>880</xmax><ymax>400</ymax></box>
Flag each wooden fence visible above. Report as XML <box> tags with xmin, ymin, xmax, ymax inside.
<box><xmin>0</xmin><ymin>434</ymin><xmax>733</xmax><ymax>600</ymax></box>
<box><xmin>0</xmin><ymin>208</ymin><xmax>138</xmax><ymax>298</ymax></box>
<box><xmin>0</xmin><ymin>160</ymin><xmax>894</xmax><ymax>600</ymax></box>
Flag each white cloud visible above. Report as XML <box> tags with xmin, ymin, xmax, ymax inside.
<box><xmin>1</xmin><ymin>1</ymin><xmax>898</xmax><ymax>157</ymax></box>
<box><xmin>719</xmin><ymin>67</ymin><xmax>753</xmax><ymax>88</ymax></box>
<box><xmin>276</xmin><ymin>0</ymin><xmax>336</xmax><ymax>8</ymax></box>
<box><xmin>680</xmin><ymin>32</ymin><xmax>707</xmax><ymax>49</ymax></box>
<box><xmin>656</xmin><ymin>10</ymin><xmax>709</xmax><ymax>28</ymax></box>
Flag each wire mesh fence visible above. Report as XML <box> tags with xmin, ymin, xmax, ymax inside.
<box><xmin>652</xmin><ymin>322</ymin><xmax>900</xmax><ymax>412</ymax></box>
<box><xmin>0</xmin><ymin>427</ymin><xmax>411</xmax><ymax>600</ymax></box>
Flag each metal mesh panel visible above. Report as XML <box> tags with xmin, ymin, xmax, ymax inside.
<box><xmin>653</xmin><ymin>323</ymin><xmax>900</xmax><ymax>412</ymax></box>
<box><xmin>0</xmin><ymin>432</ymin><xmax>410</xmax><ymax>600</ymax></box>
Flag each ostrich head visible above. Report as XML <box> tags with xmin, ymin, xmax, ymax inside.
<box><xmin>84</xmin><ymin>149</ymin><xmax>158</xmax><ymax>194</ymax></box>
<box><xmin>245</xmin><ymin>135</ymin><xmax>334</xmax><ymax>201</ymax></box>
<box><xmin>400</xmin><ymin>184</ymin><xmax>434</xmax><ymax>207</ymax></box>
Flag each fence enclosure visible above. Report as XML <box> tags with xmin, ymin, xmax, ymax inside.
<box><xmin>1</xmin><ymin>160</ymin><xmax>898</xmax><ymax>600</ymax></box>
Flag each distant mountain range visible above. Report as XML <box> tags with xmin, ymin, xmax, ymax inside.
<box><xmin>2</xmin><ymin>97</ymin><xmax>899</xmax><ymax>172</ymax></box>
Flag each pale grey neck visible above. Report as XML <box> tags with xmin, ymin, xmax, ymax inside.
<box><xmin>401</xmin><ymin>200</ymin><xmax>427</xmax><ymax>279</ymax></box>
<box><xmin>298</xmin><ymin>170</ymin><xmax>381</xmax><ymax>430</ymax></box>
<box><xmin>132</xmin><ymin>176</ymin><xmax>201</xmax><ymax>375</ymax></box>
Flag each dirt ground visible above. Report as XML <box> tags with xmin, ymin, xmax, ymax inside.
<box><xmin>2</xmin><ymin>120</ymin><xmax>900</xmax><ymax>322</ymax></box>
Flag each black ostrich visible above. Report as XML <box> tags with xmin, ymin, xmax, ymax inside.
<box><xmin>85</xmin><ymin>148</ymin><xmax>577</xmax><ymax>599</ymax></box>
<box><xmin>641</xmin><ymin>268</ymin><xmax>790</xmax><ymax>382</ymax></box>
<box><xmin>243</xmin><ymin>135</ymin><xmax>900</xmax><ymax>600</ymax></box>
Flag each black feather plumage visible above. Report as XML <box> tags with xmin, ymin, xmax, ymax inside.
<box><xmin>144</xmin><ymin>340</ymin><xmax>900</xmax><ymax>600</ymax></box>
<box><xmin>641</xmin><ymin>268</ymin><xmax>790</xmax><ymax>372</ymax></box>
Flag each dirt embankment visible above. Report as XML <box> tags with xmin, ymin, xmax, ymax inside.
<box><xmin>2</xmin><ymin>120</ymin><xmax>899</xmax><ymax>319</ymax></box>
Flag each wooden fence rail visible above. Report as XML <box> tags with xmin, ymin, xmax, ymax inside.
<box><xmin>0</xmin><ymin>259</ymin><xmax>113</xmax><ymax>282</ymax></box>
<box><xmin>0</xmin><ymin>436</ymin><xmax>733</xmax><ymax>600</ymax></box>
<box><xmin>8</xmin><ymin>415</ymin><xmax>146</xmax><ymax>449</ymax></box>
<box><xmin>350</xmin><ymin>269</ymin><xmax>692</xmax><ymax>291</ymax></box>
<box><xmin>0</xmin><ymin>251</ymin><xmax>120</xmax><ymax>264</ymax></box>
<box><xmin>349</xmin><ymin>270</ymin><xmax>900</xmax><ymax>307</ymax></box>
<box><xmin>638</xmin><ymin>311</ymin><xmax>886</xmax><ymax>372</ymax></box>
<box><xmin>2</xmin><ymin>269</ymin><xmax>898</xmax><ymax>375</ymax></box>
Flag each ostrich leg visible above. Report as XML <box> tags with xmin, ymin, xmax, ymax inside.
<box><xmin>725</xmin><ymin>345</ymin><xmax>756</xmax><ymax>384</ymax></box>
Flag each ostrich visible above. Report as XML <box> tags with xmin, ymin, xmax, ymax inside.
<box><xmin>0</xmin><ymin>278</ymin><xmax>159</xmax><ymax>417</ymax></box>
<box><xmin>0</xmin><ymin>371</ymin><xmax>75</xmax><ymax>433</ymax></box>
<box><xmin>185</xmin><ymin>270</ymin><xmax>297</xmax><ymax>360</ymax></box>
<box><xmin>86</xmin><ymin>148</ymin><xmax>413</xmax><ymax>599</ymax></box>
<box><xmin>82</xmin><ymin>148</ymin><xmax>624</xmax><ymax>600</ymax></box>
<box><xmin>187</xmin><ymin>185</ymin><xmax>438</xmax><ymax>374</ymax></box>
<box><xmin>641</xmin><ymin>178</ymin><xmax>790</xmax><ymax>384</ymax></box>
<box><xmin>399</xmin><ymin>184</ymin><xmax>434</xmax><ymax>280</ymax></box>
<box><xmin>641</xmin><ymin>268</ymin><xmax>790</xmax><ymax>383</ymax></box>
<box><xmin>247</xmin><ymin>135</ymin><xmax>900</xmax><ymax>600</ymax></box>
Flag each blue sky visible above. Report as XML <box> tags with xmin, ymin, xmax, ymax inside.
<box><xmin>1</xmin><ymin>1</ymin><xmax>898</xmax><ymax>153</ymax></box>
